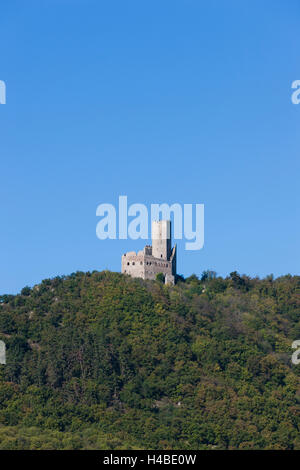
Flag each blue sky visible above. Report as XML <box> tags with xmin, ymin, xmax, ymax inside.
<box><xmin>0</xmin><ymin>0</ymin><xmax>299</xmax><ymax>294</ymax></box>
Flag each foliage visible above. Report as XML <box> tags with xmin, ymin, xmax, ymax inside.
<box><xmin>156</xmin><ymin>273</ymin><xmax>165</xmax><ymax>284</ymax></box>
<box><xmin>0</xmin><ymin>270</ymin><xmax>299</xmax><ymax>450</ymax></box>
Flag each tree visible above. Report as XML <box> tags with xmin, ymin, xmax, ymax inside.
<box><xmin>156</xmin><ymin>273</ymin><xmax>165</xmax><ymax>283</ymax></box>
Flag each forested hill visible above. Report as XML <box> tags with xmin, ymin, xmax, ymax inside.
<box><xmin>0</xmin><ymin>271</ymin><xmax>299</xmax><ymax>450</ymax></box>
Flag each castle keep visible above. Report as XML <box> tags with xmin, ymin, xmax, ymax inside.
<box><xmin>121</xmin><ymin>220</ymin><xmax>177</xmax><ymax>284</ymax></box>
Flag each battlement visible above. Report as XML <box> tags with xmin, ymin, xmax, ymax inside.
<box><xmin>121</xmin><ymin>220</ymin><xmax>176</xmax><ymax>284</ymax></box>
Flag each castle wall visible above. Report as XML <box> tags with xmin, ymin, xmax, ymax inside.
<box><xmin>121</xmin><ymin>248</ymin><xmax>176</xmax><ymax>284</ymax></box>
<box><xmin>143</xmin><ymin>254</ymin><xmax>173</xmax><ymax>281</ymax></box>
<box><xmin>121</xmin><ymin>220</ymin><xmax>176</xmax><ymax>285</ymax></box>
<box><xmin>122</xmin><ymin>251</ymin><xmax>145</xmax><ymax>279</ymax></box>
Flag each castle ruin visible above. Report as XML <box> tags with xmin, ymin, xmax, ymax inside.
<box><xmin>121</xmin><ymin>220</ymin><xmax>177</xmax><ymax>284</ymax></box>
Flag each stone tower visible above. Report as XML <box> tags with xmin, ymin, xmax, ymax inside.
<box><xmin>121</xmin><ymin>219</ymin><xmax>176</xmax><ymax>284</ymax></box>
<box><xmin>152</xmin><ymin>220</ymin><xmax>171</xmax><ymax>260</ymax></box>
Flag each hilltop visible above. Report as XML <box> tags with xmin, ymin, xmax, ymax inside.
<box><xmin>0</xmin><ymin>270</ymin><xmax>299</xmax><ymax>449</ymax></box>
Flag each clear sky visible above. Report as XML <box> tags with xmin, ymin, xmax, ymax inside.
<box><xmin>0</xmin><ymin>0</ymin><xmax>299</xmax><ymax>294</ymax></box>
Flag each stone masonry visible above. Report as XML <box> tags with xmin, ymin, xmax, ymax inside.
<box><xmin>121</xmin><ymin>220</ymin><xmax>177</xmax><ymax>284</ymax></box>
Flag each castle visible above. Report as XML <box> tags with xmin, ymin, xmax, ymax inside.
<box><xmin>121</xmin><ymin>220</ymin><xmax>177</xmax><ymax>284</ymax></box>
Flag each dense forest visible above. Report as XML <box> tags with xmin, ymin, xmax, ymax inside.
<box><xmin>0</xmin><ymin>270</ymin><xmax>299</xmax><ymax>450</ymax></box>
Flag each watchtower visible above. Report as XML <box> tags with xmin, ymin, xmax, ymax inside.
<box><xmin>152</xmin><ymin>220</ymin><xmax>171</xmax><ymax>260</ymax></box>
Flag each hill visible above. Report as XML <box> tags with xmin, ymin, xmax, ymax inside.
<box><xmin>0</xmin><ymin>270</ymin><xmax>299</xmax><ymax>449</ymax></box>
